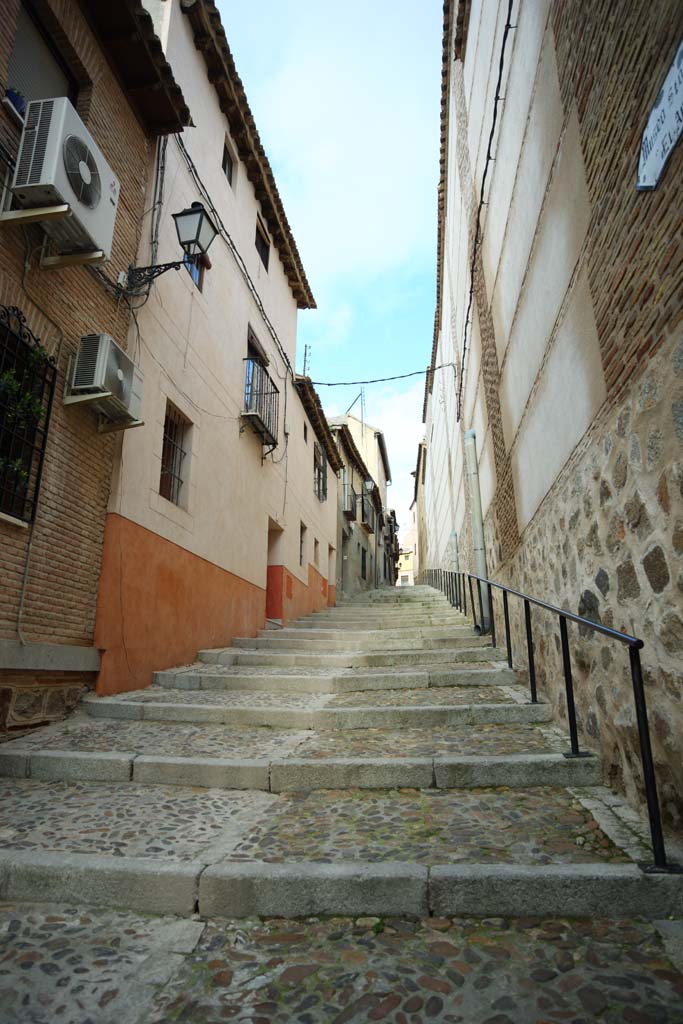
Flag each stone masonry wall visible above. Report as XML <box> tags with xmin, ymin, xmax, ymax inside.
<box><xmin>496</xmin><ymin>328</ymin><xmax>683</xmax><ymax>835</ymax></box>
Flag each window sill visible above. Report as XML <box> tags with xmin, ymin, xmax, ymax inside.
<box><xmin>0</xmin><ymin>510</ymin><xmax>29</xmax><ymax>529</ymax></box>
<box><xmin>2</xmin><ymin>96</ymin><xmax>24</xmax><ymax>128</ymax></box>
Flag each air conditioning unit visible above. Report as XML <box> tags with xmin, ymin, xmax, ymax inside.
<box><xmin>12</xmin><ymin>97</ymin><xmax>120</xmax><ymax>259</ymax></box>
<box><xmin>64</xmin><ymin>334</ymin><xmax>143</xmax><ymax>429</ymax></box>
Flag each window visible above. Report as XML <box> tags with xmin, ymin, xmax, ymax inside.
<box><xmin>303</xmin><ymin>423</ymin><xmax>308</xmax><ymax>444</ymax></box>
<box><xmin>6</xmin><ymin>5</ymin><xmax>77</xmax><ymax>118</ymax></box>
<box><xmin>0</xmin><ymin>305</ymin><xmax>56</xmax><ymax>524</ymax></box>
<box><xmin>361</xmin><ymin>547</ymin><xmax>367</xmax><ymax>580</ymax></box>
<box><xmin>314</xmin><ymin>538</ymin><xmax>319</xmax><ymax>566</ymax></box>
<box><xmin>255</xmin><ymin>217</ymin><xmax>270</xmax><ymax>270</ymax></box>
<box><xmin>222</xmin><ymin>141</ymin><xmax>235</xmax><ymax>187</ymax></box>
<box><xmin>299</xmin><ymin>522</ymin><xmax>306</xmax><ymax>566</ymax></box>
<box><xmin>313</xmin><ymin>441</ymin><xmax>327</xmax><ymax>501</ymax></box>
<box><xmin>183</xmin><ymin>253</ymin><xmax>203</xmax><ymax>291</ymax></box>
<box><xmin>160</xmin><ymin>402</ymin><xmax>190</xmax><ymax>506</ymax></box>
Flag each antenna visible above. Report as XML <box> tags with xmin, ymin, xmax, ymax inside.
<box><xmin>345</xmin><ymin>390</ymin><xmax>362</xmax><ymax>415</ymax></box>
<box><xmin>361</xmin><ymin>386</ymin><xmax>366</xmax><ymax>431</ymax></box>
<box><xmin>302</xmin><ymin>344</ymin><xmax>310</xmax><ymax>376</ymax></box>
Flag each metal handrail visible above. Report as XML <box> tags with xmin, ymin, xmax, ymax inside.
<box><xmin>424</xmin><ymin>567</ymin><xmax>676</xmax><ymax>873</ymax></box>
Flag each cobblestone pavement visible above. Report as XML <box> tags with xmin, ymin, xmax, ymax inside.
<box><xmin>227</xmin><ymin>787</ymin><xmax>630</xmax><ymax>865</ymax></box>
<box><xmin>0</xmin><ymin>780</ymin><xmax>276</xmax><ymax>860</ymax></box>
<box><xmin>294</xmin><ymin>723</ymin><xmax>567</xmax><ymax>758</ymax></box>
<box><xmin>0</xmin><ymin>719</ymin><xmax>309</xmax><ymax>758</ymax></box>
<box><xmin>2</xmin><ymin>903</ymin><xmax>682</xmax><ymax>1024</ymax></box>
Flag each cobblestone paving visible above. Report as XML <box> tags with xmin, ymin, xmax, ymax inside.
<box><xmin>149</xmin><ymin>915</ymin><xmax>683</xmax><ymax>1024</ymax></box>
<box><xmin>98</xmin><ymin>688</ymin><xmax>330</xmax><ymax>709</ymax></box>
<box><xmin>0</xmin><ymin>902</ymin><xmax>205</xmax><ymax>1024</ymax></box>
<box><xmin>327</xmin><ymin>686</ymin><xmax>516</xmax><ymax>708</ymax></box>
<box><xmin>2</xmin><ymin>904</ymin><xmax>681</xmax><ymax>1024</ymax></box>
<box><xmin>0</xmin><ymin>780</ymin><xmax>275</xmax><ymax>860</ymax></box>
<box><xmin>227</xmin><ymin>788</ymin><xmax>630</xmax><ymax>865</ymax></box>
<box><xmin>1</xmin><ymin>719</ymin><xmax>308</xmax><ymax>759</ymax></box>
<box><xmin>294</xmin><ymin>724</ymin><xmax>568</xmax><ymax>758</ymax></box>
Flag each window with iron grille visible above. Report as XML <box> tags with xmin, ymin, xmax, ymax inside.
<box><xmin>299</xmin><ymin>522</ymin><xmax>306</xmax><ymax>566</ymax></box>
<box><xmin>313</xmin><ymin>441</ymin><xmax>327</xmax><ymax>501</ymax></box>
<box><xmin>0</xmin><ymin>306</ymin><xmax>56</xmax><ymax>524</ymax></box>
<box><xmin>159</xmin><ymin>402</ymin><xmax>190</xmax><ymax>506</ymax></box>
<box><xmin>361</xmin><ymin>547</ymin><xmax>367</xmax><ymax>580</ymax></box>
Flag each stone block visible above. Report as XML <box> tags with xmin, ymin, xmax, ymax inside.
<box><xmin>133</xmin><ymin>756</ymin><xmax>269</xmax><ymax>790</ymax></box>
<box><xmin>200</xmin><ymin>861</ymin><xmax>429</xmax><ymax>918</ymax></box>
<box><xmin>30</xmin><ymin>750</ymin><xmax>133</xmax><ymax>783</ymax></box>
<box><xmin>430</xmin><ymin>863</ymin><xmax>683</xmax><ymax>919</ymax></box>
<box><xmin>434</xmin><ymin>753</ymin><xmax>601</xmax><ymax>788</ymax></box>
<box><xmin>0</xmin><ymin>748</ymin><xmax>29</xmax><ymax>777</ymax></box>
<box><xmin>83</xmin><ymin>699</ymin><xmax>143</xmax><ymax>721</ymax></box>
<box><xmin>270</xmin><ymin>758</ymin><xmax>433</xmax><ymax>791</ymax></box>
<box><xmin>0</xmin><ymin>850</ymin><xmax>201</xmax><ymax>916</ymax></box>
<box><xmin>140</xmin><ymin>702</ymin><xmax>222</xmax><ymax>724</ymax></box>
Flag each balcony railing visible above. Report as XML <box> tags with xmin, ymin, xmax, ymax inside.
<box><xmin>360</xmin><ymin>490</ymin><xmax>375</xmax><ymax>534</ymax></box>
<box><xmin>242</xmin><ymin>358</ymin><xmax>279</xmax><ymax>448</ymax></box>
<box><xmin>343</xmin><ymin>483</ymin><xmax>358</xmax><ymax>519</ymax></box>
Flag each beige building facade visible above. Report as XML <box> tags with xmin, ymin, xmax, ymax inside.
<box><xmin>422</xmin><ymin>0</ymin><xmax>683</xmax><ymax>834</ymax></box>
<box><xmin>94</xmin><ymin>0</ymin><xmax>340</xmax><ymax>694</ymax></box>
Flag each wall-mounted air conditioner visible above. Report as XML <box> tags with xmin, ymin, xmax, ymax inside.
<box><xmin>64</xmin><ymin>334</ymin><xmax>143</xmax><ymax>430</ymax></box>
<box><xmin>12</xmin><ymin>97</ymin><xmax>120</xmax><ymax>259</ymax></box>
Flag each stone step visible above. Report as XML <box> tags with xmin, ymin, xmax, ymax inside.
<box><xmin>0</xmin><ymin>719</ymin><xmax>601</xmax><ymax>792</ymax></box>
<box><xmin>231</xmin><ymin>635</ymin><xmax>493</xmax><ymax>652</ymax></box>
<box><xmin>0</xmin><ymin>777</ymin><xmax>677</xmax><ymax>918</ymax></box>
<box><xmin>260</xmin><ymin>625</ymin><xmax>474</xmax><ymax>641</ymax></box>
<box><xmin>231</xmin><ymin>647</ymin><xmax>506</xmax><ymax>668</ymax></box>
<box><xmin>82</xmin><ymin>688</ymin><xmax>551</xmax><ymax>729</ymax></box>
<box><xmin>155</xmin><ymin>663</ymin><xmax>516</xmax><ymax>693</ymax></box>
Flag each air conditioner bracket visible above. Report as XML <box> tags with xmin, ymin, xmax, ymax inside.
<box><xmin>40</xmin><ymin>247</ymin><xmax>105</xmax><ymax>270</ymax></box>
<box><xmin>0</xmin><ymin>204</ymin><xmax>71</xmax><ymax>227</ymax></box>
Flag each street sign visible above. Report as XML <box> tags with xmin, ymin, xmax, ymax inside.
<box><xmin>637</xmin><ymin>38</ymin><xmax>683</xmax><ymax>190</ymax></box>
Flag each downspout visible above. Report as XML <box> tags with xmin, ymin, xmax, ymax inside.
<box><xmin>463</xmin><ymin>429</ymin><xmax>489</xmax><ymax>630</ymax></box>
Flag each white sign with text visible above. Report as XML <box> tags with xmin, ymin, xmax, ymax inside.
<box><xmin>637</xmin><ymin>38</ymin><xmax>683</xmax><ymax>190</ymax></box>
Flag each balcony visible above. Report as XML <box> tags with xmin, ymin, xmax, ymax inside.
<box><xmin>242</xmin><ymin>358</ymin><xmax>279</xmax><ymax>448</ymax></box>
<box><xmin>343</xmin><ymin>483</ymin><xmax>358</xmax><ymax>520</ymax></box>
<box><xmin>360</xmin><ymin>490</ymin><xmax>375</xmax><ymax>534</ymax></box>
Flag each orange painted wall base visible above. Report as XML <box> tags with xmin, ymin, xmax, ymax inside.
<box><xmin>266</xmin><ymin>563</ymin><xmax>334</xmax><ymax>624</ymax></box>
<box><xmin>94</xmin><ymin>514</ymin><xmax>266</xmax><ymax>695</ymax></box>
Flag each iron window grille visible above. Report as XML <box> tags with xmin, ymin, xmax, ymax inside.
<box><xmin>360</xmin><ymin>487</ymin><xmax>375</xmax><ymax>534</ymax></box>
<box><xmin>159</xmin><ymin>402</ymin><xmax>189</xmax><ymax>505</ymax></box>
<box><xmin>361</xmin><ymin>547</ymin><xmax>367</xmax><ymax>580</ymax></box>
<box><xmin>243</xmin><ymin>357</ymin><xmax>279</xmax><ymax>448</ymax></box>
<box><xmin>0</xmin><ymin>305</ymin><xmax>56</xmax><ymax>524</ymax></box>
<box><xmin>313</xmin><ymin>441</ymin><xmax>327</xmax><ymax>501</ymax></box>
<box><xmin>343</xmin><ymin>483</ymin><xmax>358</xmax><ymax>519</ymax></box>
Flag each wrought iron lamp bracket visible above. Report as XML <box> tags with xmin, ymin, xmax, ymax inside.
<box><xmin>126</xmin><ymin>258</ymin><xmax>192</xmax><ymax>291</ymax></box>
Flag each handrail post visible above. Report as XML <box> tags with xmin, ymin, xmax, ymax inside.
<box><xmin>488</xmin><ymin>582</ymin><xmax>496</xmax><ymax>648</ymax></box>
<box><xmin>559</xmin><ymin>615</ymin><xmax>583</xmax><ymax>758</ymax></box>
<box><xmin>524</xmin><ymin>599</ymin><xmax>537</xmax><ymax>703</ymax></box>
<box><xmin>462</xmin><ymin>573</ymin><xmax>467</xmax><ymax>617</ymax></box>
<box><xmin>476</xmin><ymin>578</ymin><xmax>485</xmax><ymax>636</ymax></box>
<box><xmin>468</xmin><ymin>575</ymin><xmax>477</xmax><ymax>631</ymax></box>
<box><xmin>629</xmin><ymin>645</ymin><xmax>668</xmax><ymax>869</ymax></box>
<box><xmin>503</xmin><ymin>589</ymin><xmax>512</xmax><ymax>668</ymax></box>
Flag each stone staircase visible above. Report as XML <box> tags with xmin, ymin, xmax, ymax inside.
<box><xmin>0</xmin><ymin>586</ymin><xmax>680</xmax><ymax>920</ymax></box>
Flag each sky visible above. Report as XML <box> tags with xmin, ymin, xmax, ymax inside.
<box><xmin>219</xmin><ymin>1</ymin><xmax>443</xmax><ymax>533</ymax></box>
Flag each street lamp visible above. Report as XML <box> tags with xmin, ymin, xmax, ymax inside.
<box><xmin>126</xmin><ymin>202</ymin><xmax>218</xmax><ymax>291</ymax></box>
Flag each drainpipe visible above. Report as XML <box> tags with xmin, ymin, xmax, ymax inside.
<box><xmin>463</xmin><ymin>429</ymin><xmax>489</xmax><ymax>630</ymax></box>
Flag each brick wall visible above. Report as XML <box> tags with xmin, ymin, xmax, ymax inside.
<box><xmin>0</xmin><ymin>1</ymin><xmax>152</xmax><ymax>721</ymax></box>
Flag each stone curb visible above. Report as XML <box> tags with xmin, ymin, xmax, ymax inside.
<box><xmin>81</xmin><ymin>698</ymin><xmax>552</xmax><ymax>729</ymax></box>
<box><xmin>0</xmin><ymin>850</ymin><xmax>201</xmax><ymax>916</ymax></box>
<box><xmin>0</xmin><ymin>750</ymin><xmax>597</xmax><ymax>791</ymax></box>
<box><xmin>133</xmin><ymin>756</ymin><xmax>270</xmax><ymax>790</ymax></box>
<box><xmin>429</xmin><ymin>863</ymin><xmax>683</xmax><ymax>918</ymax></box>
<box><xmin>199</xmin><ymin>861</ymin><xmax>430</xmax><ymax>918</ymax></box>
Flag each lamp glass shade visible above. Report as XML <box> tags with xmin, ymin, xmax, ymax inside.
<box><xmin>172</xmin><ymin>202</ymin><xmax>218</xmax><ymax>257</ymax></box>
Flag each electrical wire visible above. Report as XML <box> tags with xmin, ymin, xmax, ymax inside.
<box><xmin>456</xmin><ymin>0</ymin><xmax>515</xmax><ymax>421</ymax></box>
<box><xmin>311</xmin><ymin>362</ymin><xmax>456</xmax><ymax>387</ymax></box>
